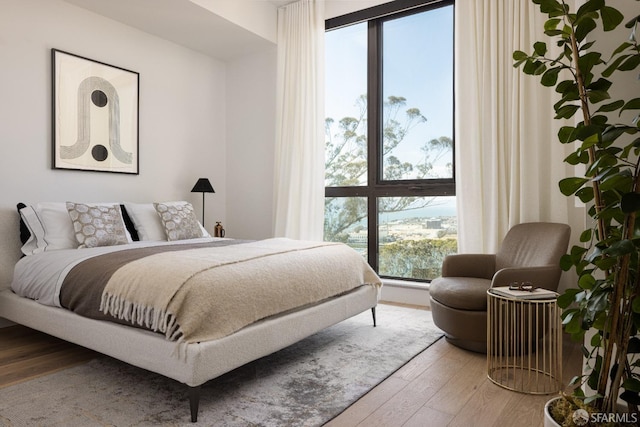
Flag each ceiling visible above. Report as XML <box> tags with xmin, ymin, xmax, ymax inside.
<box><xmin>63</xmin><ymin>0</ymin><xmax>285</xmax><ymax>61</ymax></box>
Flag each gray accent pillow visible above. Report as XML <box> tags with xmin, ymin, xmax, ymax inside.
<box><xmin>66</xmin><ymin>202</ymin><xmax>129</xmax><ymax>248</ymax></box>
<box><xmin>153</xmin><ymin>201</ymin><xmax>203</xmax><ymax>241</ymax></box>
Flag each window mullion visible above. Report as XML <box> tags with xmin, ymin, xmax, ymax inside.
<box><xmin>366</xmin><ymin>20</ymin><xmax>381</xmax><ymax>272</ymax></box>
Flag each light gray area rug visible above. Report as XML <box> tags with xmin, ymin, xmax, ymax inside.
<box><xmin>0</xmin><ymin>304</ymin><xmax>442</xmax><ymax>427</ymax></box>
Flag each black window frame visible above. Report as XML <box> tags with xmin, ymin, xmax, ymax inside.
<box><xmin>325</xmin><ymin>0</ymin><xmax>456</xmax><ymax>281</ymax></box>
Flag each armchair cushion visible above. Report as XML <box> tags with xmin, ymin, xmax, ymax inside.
<box><xmin>441</xmin><ymin>253</ymin><xmax>496</xmax><ymax>279</ymax></box>
<box><xmin>430</xmin><ymin>277</ymin><xmax>491</xmax><ymax>311</ymax></box>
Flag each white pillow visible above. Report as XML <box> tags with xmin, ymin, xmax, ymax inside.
<box><xmin>19</xmin><ymin>202</ymin><xmax>133</xmax><ymax>255</ymax></box>
<box><xmin>19</xmin><ymin>202</ymin><xmax>78</xmax><ymax>255</ymax></box>
<box><xmin>19</xmin><ymin>205</ymin><xmax>49</xmax><ymax>256</ymax></box>
<box><xmin>123</xmin><ymin>202</ymin><xmax>167</xmax><ymax>241</ymax></box>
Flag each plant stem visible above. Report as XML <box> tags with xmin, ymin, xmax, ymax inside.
<box><xmin>569</xmin><ymin>31</ymin><xmax>606</xmax><ymax>243</ymax></box>
<box><xmin>568</xmin><ymin>25</ymin><xmax>617</xmax><ymax>407</ymax></box>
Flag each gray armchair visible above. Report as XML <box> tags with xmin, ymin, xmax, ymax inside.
<box><xmin>429</xmin><ymin>222</ymin><xmax>571</xmax><ymax>353</ymax></box>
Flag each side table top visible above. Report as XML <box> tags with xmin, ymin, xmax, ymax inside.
<box><xmin>488</xmin><ymin>286</ymin><xmax>558</xmax><ymax>301</ymax></box>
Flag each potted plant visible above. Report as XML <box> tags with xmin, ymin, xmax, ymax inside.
<box><xmin>513</xmin><ymin>0</ymin><xmax>640</xmax><ymax>425</ymax></box>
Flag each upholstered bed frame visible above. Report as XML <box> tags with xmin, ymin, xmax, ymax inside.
<box><xmin>0</xmin><ymin>209</ymin><xmax>378</xmax><ymax>422</ymax></box>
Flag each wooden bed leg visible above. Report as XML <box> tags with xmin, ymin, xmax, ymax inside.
<box><xmin>189</xmin><ymin>385</ymin><xmax>201</xmax><ymax>423</ymax></box>
<box><xmin>371</xmin><ymin>307</ymin><xmax>377</xmax><ymax>327</ymax></box>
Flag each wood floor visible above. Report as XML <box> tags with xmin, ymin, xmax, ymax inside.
<box><xmin>0</xmin><ymin>324</ymin><xmax>97</xmax><ymax>389</ymax></box>
<box><xmin>0</xmin><ymin>306</ymin><xmax>581</xmax><ymax>427</ymax></box>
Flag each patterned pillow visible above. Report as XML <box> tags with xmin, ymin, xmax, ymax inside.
<box><xmin>153</xmin><ymin>202</ymin><xmax>203</xmax><ymax>241</ymax></box>
<box><xmin>66</xmin><ymin>202</ymin><xmax>129</xmax><ymax>248</ymax></box>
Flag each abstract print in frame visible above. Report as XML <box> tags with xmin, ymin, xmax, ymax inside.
<box><xmin>52</xmin><ymin>49</ymin><xmax>139</xmax><ymax>174</ymax></box>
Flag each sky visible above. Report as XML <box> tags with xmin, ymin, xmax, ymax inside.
<box><xmin>325</xmin><ymin>5</ymin><xmax>454</xmax><ymax>180</ymax></box>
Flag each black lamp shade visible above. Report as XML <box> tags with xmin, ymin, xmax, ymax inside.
<box><xmin>191</xmin><ymin>178</ymin><xmax>215</xmax><ymax>193</ymax></box>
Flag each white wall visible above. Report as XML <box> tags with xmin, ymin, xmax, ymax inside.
<box><xmin>225</xmin><ymin>48</ymin><xmax>278</xmax><ymax>239</ymax></box>
<box><xmin>191</xmin><ymin>0</ymin><xmax>278</xmax><ymax>43</ymax></box>
<box><xmin>0</xmin><ymin>0</ymin><xmax>227</xmax><ymax>249</ymax></box>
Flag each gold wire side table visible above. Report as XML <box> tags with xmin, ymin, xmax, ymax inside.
<box><xmin>486</xmin><ymin>289</ymin><xmax>562</xmax><ymax>394</ymax></box>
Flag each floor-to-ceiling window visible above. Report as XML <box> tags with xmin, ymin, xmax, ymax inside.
<box><xmin>324</xmin><ymin>0</ymin><xmax>455</xmax><ymax>282</ymax></box>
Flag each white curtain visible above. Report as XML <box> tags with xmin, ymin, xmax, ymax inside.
<box><xmin>455</xmin><ymin>0</ymin><xmax>580</xmax><ymax>253</ymax></box>
<box><xmin>273</xmin><ymin>0</ymin><xmax>325</xmax><ymax>240</ymax></box>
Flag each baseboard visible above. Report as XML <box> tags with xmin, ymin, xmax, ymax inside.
<box><xmin>380</xmin><ymin>280</ymin><xmax>430</xmax><ymax>308</ymax></box>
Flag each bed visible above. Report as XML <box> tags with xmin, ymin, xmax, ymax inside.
<box><xmin>0</xmin><ymin>202</ymin><xmax>381</xmax><ymax>422</ymax></box>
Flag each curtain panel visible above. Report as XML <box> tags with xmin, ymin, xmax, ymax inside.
<box><xmin>455</xmin><ymin>0</ymin><xmax>580</xmax><ymax>253</ymax></box>
<box><xmin>273</xmin><ymin>0</ymin><xmax>325</xmax><ymax>240</ymax></box>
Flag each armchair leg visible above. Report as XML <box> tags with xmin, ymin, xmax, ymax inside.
<box><xmin>371</xmin><ymin>307</ymin><xmax>377</xmax><ymax>327</ymax></box>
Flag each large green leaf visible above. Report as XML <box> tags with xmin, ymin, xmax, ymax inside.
<box><xmin>587</xmin><ymin>292</ymin><xmax>609</xmax><ymax>315</ymax></box>
<box><xmin>622</xmin><ymin>98</ymin><xmax>640</xmax><ymax>113</ymax></box>
<box><xmin>523</xmin><ymin>59</ymin><xmax>544</xmax><ymax>75</ymax></box>
<box><xmin>575</xmin><ymin>17</ymin><xmax>597</xmax><ymax>42</ymax></box>
<box><xmin>603</xmin><ymin>239</ymin><xmax>635</xmax><ymax>257</ymax></box>
<box><xmin>576</xmin><ymin>186</ymin><xmax>594</xmax><ymax>203</ymax></box>
<box><xmin>602</xmin><ymin>54</ymin><xmax>631</xmax><ymax>77</ymax></box>
<box><xmin>625</xmin><ymin>14</ymin><xmax>640</xmax><ymax>29</ymax></box>
<box><xmin>622</xmin><ymin>378</ymin><xmax>640</xmax><ymax>393</ymax></box>
<box><xmin>579</xmin><ymin>273</ymin><xmax>596</xmax><ymax>290</ymax></box>
<box><xmin>601</xmin><ymin>6</ymin><xmax>624</xmax><ymax>31</ymax></box>
<box><xmin>558</xmin><ymin>126</ymin><xmax>578</xmax><ymax>143</ymax></box>
<box><xmin>628</xmin><ymin>337</ymin><xmax>640</xmax><ymax>353</ymax></box>
<box><xmin>620</xmin><ymin>390</ymin><xmax>640</xmax><ymax>406</ymax></box>
<box><xmin>559</xmin><ymin>254</ymin><xmax>574</xmax><ymax>271</ymax></box>
<box><xmin>564</xmin><ymin>150</ymin><xmax>589</xmax><ymax>165</ymax></box>
<box><xmin>587</xmin><ymin>77</ymin><xmax>612</xmax><ymax>91</ymax></box>
<box><xmin>587</xmin><ymin>90</ymin><xmax>611</xmax><ymax>104</ymax></box>
<box><xmin>513</xmin><ymin>50</ymin><xmax>528</xmax><ymax>61</ymax></box>
<box><xmin>580</xmin><ymin>228</ymin><xmax>592</xmax><ymax>242</ymax></box>
<box><xmin>621</xmin><ymin>193</ymin><xmax>640</xmax><ymax>213</ymax></box>
<box><xmin>559</xmin><ymin>177</ymin><xmax>588</xmax><ymax>195</ymax></box>
<box><xmin>554</xmin><ymin>92</ymin><xmax>581</xmax><ymax>111</ymax></box>
<box><xmin>562</xmin><ymin>307</ymin><xmax>578</xmax><ymax>323</ymax></box>
<box><xmin>544</xmin><ymin>18</ymin><xmax>561</xmax><ymax>32</ymax></box>
<box><xmin>595</xmin><ymin>99</ymin><xmax>625</xmax><ymax>113</ymax></box>
<box><xmin>602</xmin><ymin>125</ymin><xmax>632</xmax><ymax>143</ymax></box>
<box><xmin>541</xmin><ymin>67</ymin><xmax>561</xmax><ymax>86</ymax></box>
<box><xmin>587</xmin><ymin>355</ymin><xmax>603</xmax><ymax>390</ymax></box>
<box><xmin>576</xmin><ymin>124</ymin><xmax>602</xmax><ymax>142</ymax></box>
<box><xmin>556</xmin><ymin>79</ymin><xmax>577</xmax><ymax>94</ymax></box>
<box><xmin>565</xmin><ymin>311</ymin><xmax>584</xmax><ymax>333</ymax></box>
<box><xmin>587</xmin><ymin>152</ymin><xmax>618</xmax><ymax>173</ymax></box>
<box><xmin>620</xmin><ymin>54</ymin><xmax>640</xmax><ymax>71</ymax></box>
<box><xmin>612</xmin><ymin>41</ymin><xmax>634</xmax><ymax>56</ymax></box>
<box><xmin>576</xmin><ymin>0</ymin><xmax>604</xmax><ymax>17</ymax></box>
<box><xmin>555</xmin><ymin>104</ymin><xmax>581</xmax><ymax>119</ymax></box>
<box><xmin>579</xmin><ymin>40</ymin><xmax>596</xmax><ymax>53</ymax></box>
<box><xmin>536</xmin><ymin>0</ymin><xmax>564</xmax><ymax>14</ymax></box>
<box><xmin>534</xmin><ymin>41</ymin><xmax>547</xmax><ymax>56</ymax></box>
<box><xmin>578</xmin><ymin>51</ymin><xmax>604</xmax><ymax>74</ymax></box>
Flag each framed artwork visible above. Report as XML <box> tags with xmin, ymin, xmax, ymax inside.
<box><xmin>52</xmin><ymin>49</ymin><xmax>139</xmax><ymax>174</ymax></box>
